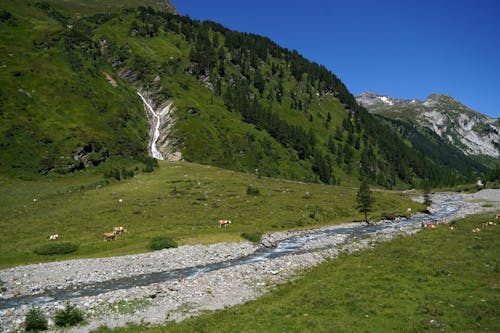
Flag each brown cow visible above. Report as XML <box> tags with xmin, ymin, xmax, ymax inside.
<box><xmin>103</xmin><ymin>232</ymin><xmax>116</xmax><ymax>241</ymax></box>
<box><xmin>495</xmin><ymin>213</ymin><xmax>500</xmax><ymax>219</ymax></box>
<box><xmin>218</xmin><ymin>219</ymin><xmax>232</xmax><ymax>228</ymax></box>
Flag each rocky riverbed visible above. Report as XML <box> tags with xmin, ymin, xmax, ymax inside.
<box><xmin>0</xmin><ymin>190</ymin><xmax>498</xmax><ymax>332</ymax></box>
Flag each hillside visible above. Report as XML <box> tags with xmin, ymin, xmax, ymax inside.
<box><xmin>357</xmin><ymin>92</ymin><xmax>499</xmax><ymax>169</ymax></box>
<box><xmin>0</xmin><ymin>1</ymin><xmax>480</xmax><ymax>187</ymax></box>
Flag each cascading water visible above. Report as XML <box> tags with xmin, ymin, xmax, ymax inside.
<box><xmin>137</xmin><ymin>92</ymin><xmax>166</xmax><ymax>160</ymax></box>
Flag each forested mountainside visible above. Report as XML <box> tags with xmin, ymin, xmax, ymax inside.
<box><xmin>0</xmin><ymin>1</ymin><xmax>484</xmax><ymax>187</ymax></box>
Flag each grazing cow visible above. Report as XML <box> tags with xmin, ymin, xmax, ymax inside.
<box><xmin>448</xmin><ymin>226</ymin><xmax>455</xmax><ymax>231</ymax></box>
<box><xmin>472</xmin><ymin>227</ymin><xmax>481</xmax><ymax>233</ymax></box>
<box><xmin>425</xmin><ymin>223</ymin><xmax>436</xmax><ymax>229</ymax></box>
<box><xmin>49</xmin><ymin>234</ymin><xmax>59</xmax><ymax>240</ymax></box>
<box><xmin>480</xmin><ymin>221</ymin><xmax>497</xmax><ymax>227</ymax></box>
<box><xmin>441</xmin><ymin>219</ymin><xmax>448</xmax><ymax>225</ymax></box>
<box><xmin>113</xmin><ymin>226</ymin><xmax>128</xmax><ymax>234</ymax></box>
<box><xmin>103</xmin><ymin>232</ymin><xmax>116</xmax><ymax>241</ymax></box>
<box><xmin>218</xmin><ymin>219</ymin><xmax>232</xmax><ymax>228</ymax></box>
<box><xmin>495</xmin><ymin>213</ymin><xmax>500</xmax><ymax>220</ymax></box>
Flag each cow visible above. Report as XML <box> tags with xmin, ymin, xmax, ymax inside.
<box><xmin>113</xmin><ymin>226</ymin><xmax>128</xmax><ymax>234</ymax></box>
<box><xmin>425</xmin><ymin>223</ymin><xmax>436</xmax><ymax>229</ymax></box>
<box><xmin>472</xmin><ymin>227</ymin><xmax>481</xmax><ymax>233</ymax></box>
<box><xmin>49</xmin><ymin>234</ymin><xmax>59</xmax><ymax>240</ymax></box>
<box><xmin>495</xmin><ymin>213</ymin><xmax>500</xmax><ymax>220</ymax></box>
<box><xmin>218</xmin><ymin>219</ymin><xmax>232</xmax><ymax>228</ymax></box>
<box><xmin>103</xmin><ymin>232</ymin><xmax>116</xmax><ymax>241</ymax></box>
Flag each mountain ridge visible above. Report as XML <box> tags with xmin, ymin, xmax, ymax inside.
<box><xmin>356</xmin><ymin>91</ymin><xmax>500</xmax><ymax>159</ymax></box>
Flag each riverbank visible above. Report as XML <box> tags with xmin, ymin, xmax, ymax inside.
<box><xmin>0</xmin><ymin>190</ymin><xmax>498</xmax><ymax>332</ymax></box>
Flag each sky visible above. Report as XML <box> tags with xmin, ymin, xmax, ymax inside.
<box><xmin>174</xmin><ymin>0</ymin><xmax>500</xmax><ymax>118</ymax></box>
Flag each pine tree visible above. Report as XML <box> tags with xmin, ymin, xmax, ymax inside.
<box><xmin>423</xmin><ymin>183</ymin><xmax>433</xmax><ymax>207</ymax></box>
<box><xmin>356</xmin><ymin>180</ymin><xmax>374</xmax><ymax>223</ymax></box>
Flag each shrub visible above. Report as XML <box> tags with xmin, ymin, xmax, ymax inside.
<box><xmin>33</xmin><ymin>242</ymin><xmax>78</xmax><ymax>255</ymax></box>
<box><xmin>54</xmin><ymin>302</ymin><xmax>85</xmax><ymax>327</ymax></box>
<box><xmin>148</xmin><ymin>236</ymin><xmax>178</xmax><ymax>251</ymax></box>
<box><xmin>246</xmin><ymin>184</ymin><xmax>260</xmax><ymax>196</ymax></box>
<box><xmin>241</xmin><ymin>232</ymin><xmax>262</xmax><ymax>243</ymax></box>
<box><xmin>25</xmin><ymin>306</ymin><xmax>48</xmax><ymax>331</ymax></box>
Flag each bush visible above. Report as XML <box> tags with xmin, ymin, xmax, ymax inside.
<box><xmin>34</xmin><ymin>242</ymin><xmax>79</xmax><ymax>255</ymax></box>
<box><xmin>148</xmin><ymin>236</ymin><xmax>178</xmax><ymax>251</ymax></box>
<box><xmin>246</xmin><ymin>184</ymin><xmax>260</xmax><ymax>196</ymax></box>
<box><xmin>241</xmin><ymin>232</ymin><xmax>262</xmax><ymax>243</ymax></box>
<box><xmin>54</xmin><ymin>302</ymin><xmax>85</xmax><ymax>327</ymax></box>
<box><xmin>25</xmin><ymin>306</ymin><xmax>48</xmax><ymax>331</ymax></box>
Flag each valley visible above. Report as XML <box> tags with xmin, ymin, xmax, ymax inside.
<box><xmin>0</xmin><ymin>188</ymin><xmax>498</xmax><ymax>331</ymax></box>
<box><xmin>0</xmin><ymin>1</ymin><xmax>499</xmax><ymax>332</ymax></box>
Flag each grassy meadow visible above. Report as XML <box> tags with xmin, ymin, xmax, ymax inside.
<box><xmin>0</xmin><ymin>161</ymin><xmax>421</xmax><ymax>268</ymax></box>
<box><xmin>92</xmin><ymin>213</ymin><xmax>500</xmax><ymax>333</ymax></box>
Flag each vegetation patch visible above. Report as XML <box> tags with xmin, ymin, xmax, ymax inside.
<box><xmin>246</xmin><ymin>184</ymin><xmax>260</xmax><ymax>196</ymax></box>
<box><xmin>24</xmin><ymin>306</ymin><xmax>48</xmax><ymax>331</ymax></box>
<box><xmin>109</xmin><ymin>298</ymin><xmax>152</xmax><ymax>315</ymax></box>
<box><xmin>241</xmin><ymin>232</ymin><xmax>262</xmax><ymax>243</ymax></box>
<box><xmin>148</xmin><ymin>236</ymin><xmax>178</xmax><ymax>251</ymax></box>
<box><xmin>33</xmin><ymin>242</ymin><xmax>79</xmax><ymax>255</ymax></box>
<box><xmin>54</xmin><ymin>302</ymin><xmax>85</xmax><ymax>327</ymax></box>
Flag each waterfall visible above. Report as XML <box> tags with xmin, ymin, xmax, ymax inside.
<box><xmin>137</xmin><ymin>92</ymin><xmax>165</xmax><ymax>160</ymax></box>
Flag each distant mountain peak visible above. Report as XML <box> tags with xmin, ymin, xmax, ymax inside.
<box><xmin>356</xmin><ymin>92</ymin><xmax>500</xmax><ymax>158</ymax></box>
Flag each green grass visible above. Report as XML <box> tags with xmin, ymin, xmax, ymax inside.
<box><xmin>0</xmin><ymin>161</ymin><xmax>421</xmax><ymax>268</ymax></box>
<box><xmin>91</xmin><ymin>213</ymin><xmax>500</xmax><ymax>333</ymax></box>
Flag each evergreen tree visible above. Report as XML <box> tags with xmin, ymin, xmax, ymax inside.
<box><xmin>356</xmin><ymin>180</ymin><xmax>374</xmax><ymax>223</ymax></box>
<box><xmin>423</xmin><ymin>183</ymin><xmax>433</xmax><ymax>207</ymax></box>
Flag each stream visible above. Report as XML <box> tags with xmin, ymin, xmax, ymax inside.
<box><xmin>0</xmin><ymin>195</ymin><xmax>461</xmax><ymax>311</ymax></box>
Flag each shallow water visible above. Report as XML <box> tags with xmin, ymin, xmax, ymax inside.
<box><xmin>0</xmin><ymin>195</ymin><xmax>461</xmax><ymax>310</ymax></box>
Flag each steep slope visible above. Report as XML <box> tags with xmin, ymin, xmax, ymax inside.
<box><xmin>357</xmin><ymin>92</ymin><xmax>500</xmax><ymax>159</ymax></box>
<box><xmin>0</xmin><ymin>1</ymin><xmax>476</xmax><ymax>187</ymax></box>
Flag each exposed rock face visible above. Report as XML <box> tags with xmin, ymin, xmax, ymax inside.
<box><xmin>357</xmin><ymin>92</ymin><xmax>500</xmax><ymax>158</ymax></box>
<box><xmin>138</xmin><ymin>91</ymin><xmax>182</xmax><ymax>161</ymax></box>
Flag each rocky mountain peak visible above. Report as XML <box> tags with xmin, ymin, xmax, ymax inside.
<box><xmin>356</xmin><ymin>92</ymin><xmax>500</xmax><ymax>158</ymax></box>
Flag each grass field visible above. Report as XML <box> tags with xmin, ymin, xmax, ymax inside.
<box><xmin>91</xmin><ymin>213</ymin><xmax>500</xmax><ymax>333</ymax></box>
<box><xmin>0</xmin><ymin>161</ymin><xmax>421</xmax><ymax>268</ymax></box>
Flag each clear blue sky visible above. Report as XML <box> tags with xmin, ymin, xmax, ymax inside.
<box><xmin>174</xmin><ymin>0</ymin><xmax>500</xmax><ymax>118</ymax></box>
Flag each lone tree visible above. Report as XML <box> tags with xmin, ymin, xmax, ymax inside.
<box><xmin>356</xmin><ymin>180</ymin><xmax>375</xmax><ymax>223</ymax></box>
<box><xmin>422</xmin><ymin>182</ymin><xmax>433</xmax><ymax>207</ymax></box>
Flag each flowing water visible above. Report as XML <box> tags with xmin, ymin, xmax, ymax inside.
<box><xmin>137</xmin><ymin>92</ymin><xmax>164</xmax><ymax>160</ymax></box>
<box><xmin>0</xmin><ymin>195</ymin><xmax>461</xmax><ymax>310</ymax></box>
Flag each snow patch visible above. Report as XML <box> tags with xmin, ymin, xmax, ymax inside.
<box><xmin>379</xmin><ymin>96</ymin><xmax>394</xmax><ymax>105</ymax></box>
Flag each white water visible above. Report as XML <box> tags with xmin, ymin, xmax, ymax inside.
<box><xmin>137</xmin><ymin>92</ymin><xmax>172</xmax><ymax>160</ymax></box>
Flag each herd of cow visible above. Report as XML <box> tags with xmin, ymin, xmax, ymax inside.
<box><xmin>47</xmin><ymin>220</ymin><xmax>234</xmax><ymax>242</ymax></box>
<box><xmin>423</xmin><ymin>213</ymin><xmax>499</xmax><ymax>232</ymax></box>
<box><xmin>47</xmin><ymin>214</ymin><xmax>499</xmax><ymax>242</ymax></box>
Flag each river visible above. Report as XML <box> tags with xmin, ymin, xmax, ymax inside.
<box><xmin>0</xmin><ymin>193</ymin><xmax>461</xmax><ymax>311</ymax></box>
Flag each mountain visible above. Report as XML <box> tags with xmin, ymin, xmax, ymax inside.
<box><xmin>0</xmin><ymin>1</ymin><xmax>481</xmax><ymax>188</ymax></box>
<box><xmin>357</xmin><ymin>92</ymin><xmax>500</xmax><ymax>160</ymax></box>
